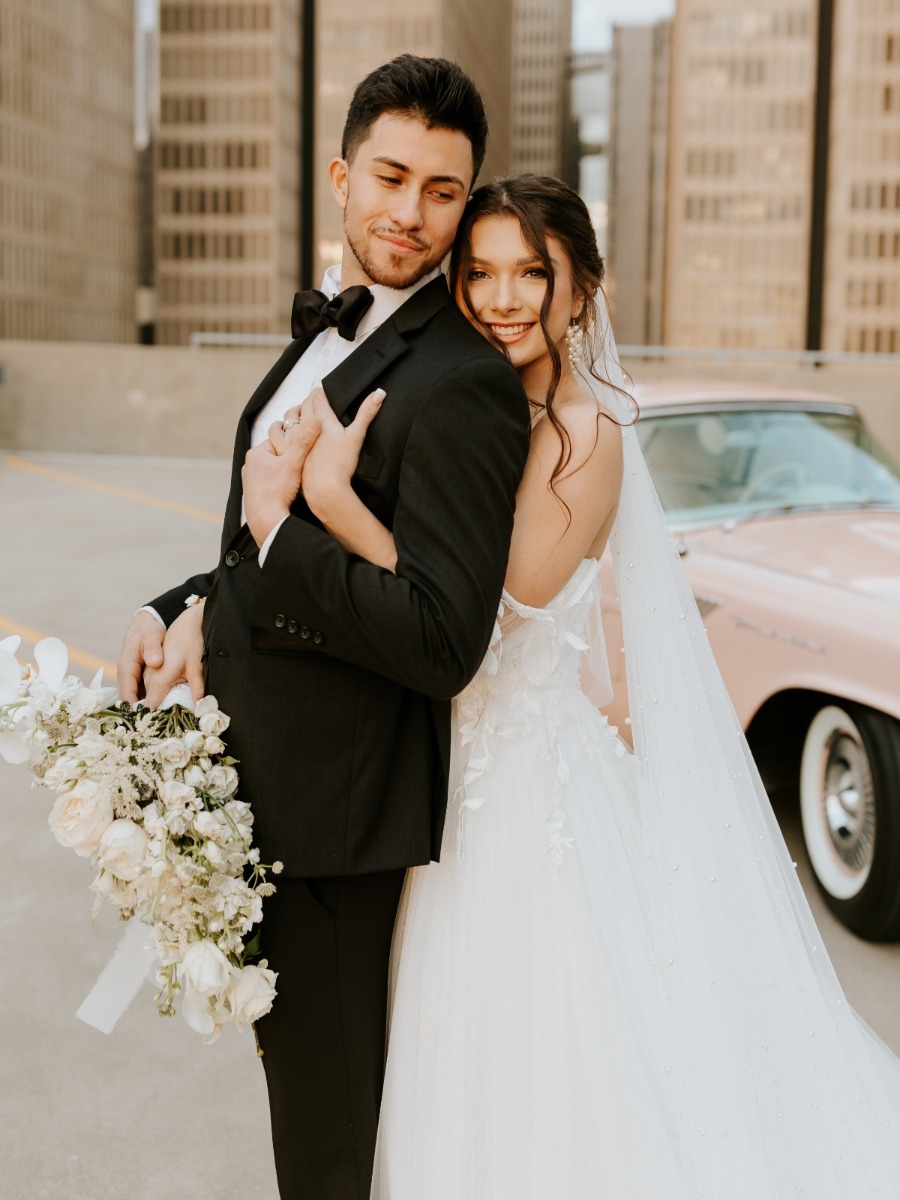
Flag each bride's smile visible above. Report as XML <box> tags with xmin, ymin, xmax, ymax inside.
<box><xmin>460</xmin><ymin>212</ymin><xmax>581</xmax><ymax>380</ymax></box>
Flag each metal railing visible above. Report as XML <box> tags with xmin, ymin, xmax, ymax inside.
<box><xmin>617</xmin><ymin>345</ymin><xmax>900</xmax><ymax>368</ymax></box>
<box><xmin>187</xmin><ymin>330</ymin><xmax>900</xmax><ymax>370</ymax></box>
<box><xmin>189</xmin><ymin>331</ymin><xmax>291</xmax><ymax>348</ymax></box>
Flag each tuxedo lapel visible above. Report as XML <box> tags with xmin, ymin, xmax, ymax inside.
<box><xmin>240</xmin><ymin>334</ymin><xmax>317</xmax><ymax>428</ymax></box>
<box><xmin>322</xmin><ymin>322</ymin><xmax>409</xmax><ymax>421</ymax></box>
<box><xmin>220</xmin><ymin>334</ymin><xmax>316</xmax><ymax>542</ymax></box>
<box><xmin>322</xmin><ymin>275</ymin><xmax>452</xmax><ymax>422</ymax></box>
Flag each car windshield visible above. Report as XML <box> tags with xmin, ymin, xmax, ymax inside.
<box><xmin>637</xmin><ymin>406</ymin><xmax>900</xmax><ymax>526</ymax></box>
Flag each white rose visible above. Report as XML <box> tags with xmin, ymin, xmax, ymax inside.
<box><xmin>193</xmin><ymin>810</ymin><xmax>223</xmax><ymax>842</ymax></box>
<box><xmin>205</xmin><ymin>764</ymin><xmax>238</xmax><ymax>798</ymax></box>
<box><xmin>182</xmin><ymin>730</ymin><xmax>206</xmax><ymax>757</ymax></box>
<box><xmin>48</xmin><ymin>780</ymin><xmax>114</xmax><ymax>858</ymax></box>
<box><xmin>225</xmin><ymin>961</ymin><xmax>277</xmax><ymax>1027</ymax></box>
<box><xmin>203</xmin><ymin>735</ymin><xmax>225</xmax><ymax>756</ymax></box>
<box><xmin>194</xmin><ymin>695</ymin><xmax>221</xmax><ymax>718</ymax></box>
<box><xmin>199</xmin><ymin>710</ymin><xmax>230</xmax><ymax>737</ymax></box>
<box><xmin>158</xmin><ymin>780</ymin><xmax>197</xmax><ymax>810</ymax></box>
<box><xmin>157</xmin><ymin>738</ymin><xmax>191</xmax><ymax>770</ymax></box>
<box><xmin>44</xmin><ymin>755</ymin><xmax>86</xmax><ymax>790</ymax></box>
<box><xmin>177</xmin><ymin>939</ymin><xmax>236</xmax><ymax>997</ymax></box>
<box><xmin>184</xmin><ymin>764</ymin><xmax>206</xmax><ymax>788</ymax></box>
<box><xmin>98</xmin><ymin>818</ymin><xmax>150</xmax><ymax>881</ymax></box>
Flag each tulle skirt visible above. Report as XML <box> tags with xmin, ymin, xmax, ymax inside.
<box><xmin>371</xmin><ymin>683</ymin><xmax>900</xmax><ymax>1199</ymax></box>
<box><xmin>372</xmin><ymin>687</ymin><xmax>687</xmax><ymax>1198</ymax></box>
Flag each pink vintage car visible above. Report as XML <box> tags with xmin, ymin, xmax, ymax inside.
<box><xmin>601</xmin><ymin>380</ymin><xmax>900</xmax><ymax>942</ymax></box>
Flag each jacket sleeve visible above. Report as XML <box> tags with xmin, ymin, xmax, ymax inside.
<box><xmin>147</xmin><ymin>568</ymin><xmax>219</xmax><ymax>628</ymax></box>
<box><xmin>248</xmin><ymin>357</ymin><xmax>530</xmax><ymax>699</ymax></box>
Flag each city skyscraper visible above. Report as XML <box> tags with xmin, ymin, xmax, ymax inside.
<box><xmin>154</xmin><ymin>1</ymin><xmax>302</xmax><ymax>346</ymax></box>
<box><xmin>0</xmin><ymin>0</ymin><xmax>139</xmax><ymax>342</ymax></box>
<box><xmin>509</xmin><ymin>0</ymin><xmax>573</xmax><ymax>177</ymax></box>
<box><xmin>663</xmin><ymin>1</ymin><xmax>820</xmax><ymax>349</ymax></box>
<box><xmin>607</xmin><ymin>20</ymin><xmax>670</xmax><ymax>345</ymax></box>
<box><xmin>650</xmin><ymin>0</ymin><xmax>899</xmax><ymax>353</ymax></box>
<box><xmin>569</xmin><ymin>50</ymin><xmax>611</xmax><ymax>250</ymax></box>
<box><xmin>822</xmin><ymin>0</ymin><xmax>900</xmax><ymax>354</ymax></box>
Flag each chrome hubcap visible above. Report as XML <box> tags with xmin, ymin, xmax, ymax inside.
<box><xmin>821</xmin><ymin>732</ymin><xmax>875</xmax><ymax>875</ymax></box>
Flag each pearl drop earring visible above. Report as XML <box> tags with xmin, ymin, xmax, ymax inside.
<box><xmin>565</xmin><ymin>321</ymin><xmax>584</xmax><ymax>371</ymax></box>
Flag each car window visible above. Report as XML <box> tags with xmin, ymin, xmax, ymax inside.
<box><xmin>637</xmin><ymin>408</ymin><xmax>900</xmax><ymax>525</ymax></box>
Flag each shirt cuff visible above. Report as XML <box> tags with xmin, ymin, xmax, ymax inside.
<box><xmin>258</xmin><ymin>516</ymin><xmax>289</xmax><ymax>567</ymax></box>
<box><xmin>138</xmin><ymin>606</ymin><xmax>166</xmax><ymax>630</ymax></box>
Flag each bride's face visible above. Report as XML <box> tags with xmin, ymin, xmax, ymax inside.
<box><xmin>461</xmin><ymin>214</ymin><xmax>578</xmax><ymax>371</ymax></box>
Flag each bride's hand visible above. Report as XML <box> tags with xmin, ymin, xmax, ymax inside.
<box><xmin>279</xmin><ymin>386</ymin><xmax>386</xmax><ymax>520</ymax></box>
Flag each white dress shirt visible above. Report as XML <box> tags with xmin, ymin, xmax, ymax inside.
<box><xmin>252</xmin><ymin>264</ymin><xmax>440</xmax><ymax>562</ymax></box>
<box><xmin>142</xmin><ymin>264</ymin><xmax>440</xmax><ymax>626</ymax></box>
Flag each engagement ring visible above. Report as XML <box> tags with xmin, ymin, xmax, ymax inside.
<box><xmin>282</xmin><ymin>418</ymin><xmax>299</xmax><ymax>432</ymax></box>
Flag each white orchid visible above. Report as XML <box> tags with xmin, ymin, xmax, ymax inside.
<box><xmin>3</xmin><ymin>638</ymin><xmax>278</xmax><ymax>1038</ymax></box>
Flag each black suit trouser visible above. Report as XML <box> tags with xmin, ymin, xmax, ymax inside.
<box><xmin>255</xmin><ymin>869</ymin><xmax>407</xmax><ymax>1200</ymax></box>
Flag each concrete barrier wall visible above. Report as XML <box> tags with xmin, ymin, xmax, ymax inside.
<box><xmin>0</xmin><ymin>340</ymin><xmax>278</xmax><ymax>460</ymax></box>
<box><xmin>0</xmin><ymin>338</ymin><xmax>898</xmax><ymax>461</ymax></box>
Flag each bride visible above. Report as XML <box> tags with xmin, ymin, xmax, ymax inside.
<box><xmin>277</xmin><ymin>174</ymin><xmax>900</xmax><ymax>1197</ymax></box>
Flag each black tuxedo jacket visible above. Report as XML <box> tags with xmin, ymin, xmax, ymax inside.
<box><xmin>150</xmin><ymin>276</ymin><xmax>530</xmax><ymax>876</ymax></box>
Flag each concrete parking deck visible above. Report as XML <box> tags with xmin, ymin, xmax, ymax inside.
<box><xmin>1</xmin><ymin>450</ymin><xmax>898</xmax><ymax>1199</ymax></box>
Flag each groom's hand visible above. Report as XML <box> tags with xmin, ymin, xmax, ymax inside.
<box><xmin>117</xmin><ymin>609</ymin><xmax>165</xmax><ymax>705</ymax></box>
<box><xmin>243</xmin><ymin>415</ymin><xmax>321</xmax><ymax>547</ymax></box>
<box><xmin>279</xmin><ymin>387</ymin><xmax>385</xmax><ymax>522</ymax></box>
<box><xmin>142</xmin><ymin>599</ymin><xmax>206</xmax><ymax>710</ymax></box>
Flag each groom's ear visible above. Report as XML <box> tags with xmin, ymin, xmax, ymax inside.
<box><xmin>329</xmin><ymin>158</ymin><xmax>350</xmax><ymax>210</ymax></box>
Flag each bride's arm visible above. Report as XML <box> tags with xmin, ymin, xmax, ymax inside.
<box><xmin>503</xmin><ymin>400</ymin><xmax>623</xmax><ymax>609</ymax></box>
<box><xmin>277</xmin><ymin>389</ymin><xmax>622</xmax><ymax>602</ymax></box>
<box><xmin>277</xmin><ymin>388</ymin><xmax>398</xmax><ymax>573</ymax></box>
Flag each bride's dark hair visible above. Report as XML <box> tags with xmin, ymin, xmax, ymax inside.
<box><xmin>450</xmin><ymin>173</ymin><xmax>634</xmax><ymax>500</ymax></box>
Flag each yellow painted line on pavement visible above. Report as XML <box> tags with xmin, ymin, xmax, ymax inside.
<box><xmin>0</xmin><ymin>615</ymin><xmax>117</xmax><ymax>679</ymax></box>
<box><xmin>3</xmin><ymin>456</ymin><xmax>221</xmax><ymax>525</ymax></box>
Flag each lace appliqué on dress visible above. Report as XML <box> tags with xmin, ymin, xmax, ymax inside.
<box><xmin>453</xmin><ymin>560</ymin><xmax>624</xmax><ymax>865</ymax></box>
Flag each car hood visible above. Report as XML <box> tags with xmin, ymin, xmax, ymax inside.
<box><xmin>682</xmin><ymin>509</ymin><xmax>900</xmax><ymax>604</ymax></box>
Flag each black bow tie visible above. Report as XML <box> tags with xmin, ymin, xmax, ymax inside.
<box><xmin>291</xmin><ymin>285</ymin><xmax>374</xmax><ymax>341</ymax></box>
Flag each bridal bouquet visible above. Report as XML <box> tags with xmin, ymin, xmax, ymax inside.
<box><xmin>0</xmin><ymin>634</ymin><xmax>280</xmax><ymax>1041</ymax></box>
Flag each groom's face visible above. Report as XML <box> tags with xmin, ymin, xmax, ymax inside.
<box><xmin>329</xmin><ymin>113</ymin><xmax>474</xmax><ymax>289</ymax></box>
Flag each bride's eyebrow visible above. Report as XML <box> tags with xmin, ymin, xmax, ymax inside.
<box><xmin>469</xmin><ymin>256</ymin><xmax>557</xmax><ymax>267</ymax></box>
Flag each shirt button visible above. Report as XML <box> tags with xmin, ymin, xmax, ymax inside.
<box><xmin>274</xmin><ymin>614</ymin><xmax>286</xmax><ymax>629</ymax></box>
<box><xmin>287</xmin><ymin>620</ymin><xmax>298</xmax><ymax>634</ymax></box>
<box><xmin>224</xmin><ymin>550</ymin><xmax>240</xmax><ymax>567</ymax></box>
<box><xmin>313</xmin><ymin>632</ymin><xmax>324</xmax><ymax>645</ymax></box>
<box><xmin>300</xmin><ymin>626</ymin><xmax>311</xmax><ymax>640</ymax></box>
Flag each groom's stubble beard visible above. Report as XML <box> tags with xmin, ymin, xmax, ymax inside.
<box><xmin>343</xmin><ymin>189</ymin><xmax>451</xmax><ymax>290</ymax></box>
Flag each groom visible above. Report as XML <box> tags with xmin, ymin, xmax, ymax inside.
<box><xmin>118</xmin><ymin>55</ymin><xmax>530</xmax><ymax>1199</ymax></box>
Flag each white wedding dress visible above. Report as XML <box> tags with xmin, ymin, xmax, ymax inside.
<box><xmin>372</xmin><ymin>557</ymin><xmax>900</xmax><ymax>1199</ymax></box>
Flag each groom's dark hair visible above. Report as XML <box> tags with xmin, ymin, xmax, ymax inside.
<box><xmin>341</xmin><ymin>54</ymin><xmax>488</xmax><ymax>183</ymax></box>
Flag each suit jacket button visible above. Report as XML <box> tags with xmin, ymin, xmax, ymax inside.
<box><xmin>287</xmin><ymin>620</ymin><xmax>298</xmax><ymax>634</ymax></box>
<box><xmin>300</xmin><ymin>626</ymin><xmax>311</xmax><ymax>639</ymax></box>
<box><xmin>274</xmin><ymin>614</ymin><xmax>286</xmax><ymax>628</ymax></box>
<box><xmin>313</xmin><ymin>632</ymin><xmax>324</xmax><ymax>645</ymax></box>
<box><xmin>224</xmin><ymin>550</ymin><xmax>241</xmax><ymax>567</ymax></box>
